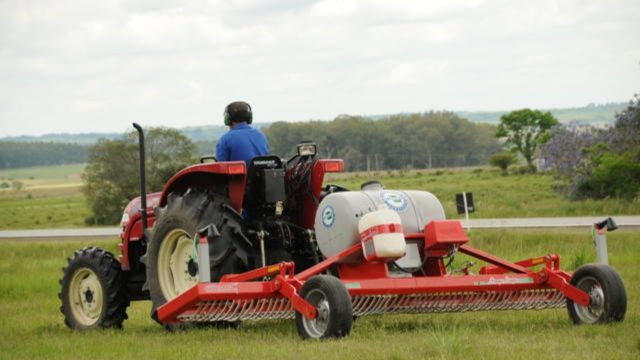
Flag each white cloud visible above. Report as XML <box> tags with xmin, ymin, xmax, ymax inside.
<box><xmin>0</xmin><ymin>0</ymin><xmax>639</xmax><ymax>136</ymax></box>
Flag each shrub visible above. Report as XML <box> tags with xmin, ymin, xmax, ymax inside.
<box><xmin>489</xmin><ymin>151</ymin><xmax>516</xmax><ymax>174</ymax></box>
<box><xmin>11</xmin><ymin>180</ymin><xmax>23</xmax><ymax>191</ymax></box>
<box><xmin>512</xmin><ymin>165</ymin><xmax>531</xmax><ymax>175</ymax></box>
<box><xmin>575</xmin><ymin>151</ymin><xmax>640</xmax><ymax>199</ymax></box>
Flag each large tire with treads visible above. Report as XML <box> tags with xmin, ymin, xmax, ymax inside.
<box><xmin>143</xmin><ymin>189</ymin><xmax>251</xmax><ymax>323</ymax></box>
<box><xmin>59</xmin><ymin>247</ymin><xmax>129</xmax><ymax>329</ymax></box>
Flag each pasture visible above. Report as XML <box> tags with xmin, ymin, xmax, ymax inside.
<box><xmin>0</xmin><ymin>164</ymin><xmax>88</xmax><ymax>229</ymax></box>
<box><xmin>0</xmin><ymin>229</ymin><xmax>638</xmax><ymax>359</ymax></box>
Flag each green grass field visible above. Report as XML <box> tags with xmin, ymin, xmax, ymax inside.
<box><xmin>0</xmin><ymin>188</ymin><xmax>88</xmax><ymax>229</ymax></box>
<box><xmin>0</xmin><ymin>229</ymin><xmax>638</xmax><ymax>359</ymax></box>
<box><xmin>0</xmin><ymin>165</ymin><xmax>638</xmax><ymax>230</ymax></box>
<box><xmin>0</xmin><ymin>164</ymin><xmax>89</xmax><ymax>229</ymax></box>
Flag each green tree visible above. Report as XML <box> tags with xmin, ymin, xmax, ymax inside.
<box><xmin>489</xmin><ymin>151</ymin><xmax>516</xmax><ymax>175</ymax></box>
<box><xmin>82</xmin><ymin>127</ymin><xmax>196</xmax><ymax>225</ymax></box>
<box><xmin>496</xmin><ymin>109</ymin><xmax>559</xmax><ymax>169</ymax></box>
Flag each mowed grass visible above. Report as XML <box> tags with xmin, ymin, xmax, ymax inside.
<box><xmin>0</xmin><ymin>164</ymin><xmax>89</xmax><ymax>229</ymax></box>
<box><xmin>328</xmin><ymin>167</ymin><xmax>640</xmax><ymax>219</ymax></box>
<box><xmin>0</xmin><ymin>229</ymin><xmax>638</xmax><ymax>359</ymax></box>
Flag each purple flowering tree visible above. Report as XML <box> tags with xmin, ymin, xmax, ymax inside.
<box><xmin>540</xmin><ymin>94</ymin><xmax>640</xmax><ymax>198</ymax></box>
<box><xmin>538</xmin><ymin>122</ymin><xmax>609</xmax><ymax>175</ymax></box>
<box><xmin>611</xmin><ymin>94</ymin><xmax>640</xmax><ymax>156</ymax></box>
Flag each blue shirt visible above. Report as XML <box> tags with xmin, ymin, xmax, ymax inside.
<box><xmin>216</xmin><ymin>123</ymin><xmax>270</xmax><ymax>165</ymax></box>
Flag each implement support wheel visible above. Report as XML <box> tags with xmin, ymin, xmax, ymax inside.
<box><xmin>295</xmin><ymin>275</ymin><xmax>353</xmax><ymax>339</ymax></box>
<box><xmin>567</xmin><ymin>264</ymin><xmax>627</xmax><ymax>324</ymax></box>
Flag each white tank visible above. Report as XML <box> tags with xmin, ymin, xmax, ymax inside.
<box><xmin>314</xmin><ymin>190</ymin><xmax>446</xmax><ymax>263</ymax></box>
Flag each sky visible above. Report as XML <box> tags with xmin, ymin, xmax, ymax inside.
<box><xmin>0</xmin><ymin>0</ymin><xmax>639</xmax><ymax>137</ymax></box>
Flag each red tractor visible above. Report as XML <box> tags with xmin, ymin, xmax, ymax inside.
<box><xmin>59</xmin><ymin>124</ymin><xmax>627</xmax><ymax>339</ymax></box>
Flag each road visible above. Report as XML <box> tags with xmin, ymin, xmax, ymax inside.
<box><xmin>0</xmin><ymin>216</ymin><xmax>638</xmax><ymax>239</ymax></box>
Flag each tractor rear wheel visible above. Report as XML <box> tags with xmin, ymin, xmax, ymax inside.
<box><xmin>59</xmin><ymin>247</ymin><xmax>129</xmax><ymax>329</ymax></box>
<box><xmin>567</xmin><ymin>264</ymin><xmax>627</xmax><ymax>324</ymax></box>
<box><xmin>145</xmin><ymin>189</ymin><xmax>249</xmax><ymax>323</ymax></box>
<box><xmin>295</xmin><ymin>275</ymin><xmax>353</xmax><ymax>339</ymax></box>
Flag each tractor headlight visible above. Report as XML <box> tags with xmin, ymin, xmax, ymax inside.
<box><xmin>297</xmin><ymin>142</ymin><xmax>317</xmax><ymax>156</ymax></box>
<box><xmin>120</xmin><ymin>212</ymin><xmax>130</xmax><ymax>227</ymax></box>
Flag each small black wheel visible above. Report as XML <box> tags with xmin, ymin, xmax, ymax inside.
<box><xmin>295</xmin><ymin>275</ymin><xmax>353</xmax><ymax>339</ymax></box>
<box><xmin>567</xmin><ymin>264</ymin><xmax>627</xmax><ymax>324</ymax></box>
<box><xmin>59</xmin><ymin>247</ymin><xmax>129</xmax><ymax>329</ymax></box>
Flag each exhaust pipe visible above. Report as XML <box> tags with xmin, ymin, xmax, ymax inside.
<box><xmin>132</xmin><ymin>123</ymin><xmax>148</xmax><ymax>231</ymax></box>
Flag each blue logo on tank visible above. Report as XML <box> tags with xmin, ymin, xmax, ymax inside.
<box><xmin>321</xmin><ymin>205</ymin><xmax>335</xmax><ymax>228</ymax></box>
<box><xmin>381</xmin><ymin>191</ymin><xmax>408</xmax><ymax>211</ymax></box>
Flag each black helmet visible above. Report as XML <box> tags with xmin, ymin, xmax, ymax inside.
<box><xmin>224</xmin><ymin>101</ymin><xmax>253</xmax><ymax>126</ymax></box>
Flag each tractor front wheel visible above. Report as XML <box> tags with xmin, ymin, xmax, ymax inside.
<box><xmin>295</xmin><ymin>275</ymin><xmax>353</xmax><ymax>339</ymax></box>
<box><xmin>567</xmin><ymin>264</ymin><xmax>627</xmax><ymax>324</ymax></box>
<box><xmin>59</xmin><ymin>247</ymin><xmax>129</xmax><ymax>329</ymax></box>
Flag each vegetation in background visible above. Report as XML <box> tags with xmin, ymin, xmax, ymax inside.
<box><xmin>489</xmin><ymin>151</ymin><xmax>516</xmax><ymax>175</ymax></box>
<box><xmin>540</xmin><ymin>95</ymin><xmax>640</xmax><ymax>199</ymax></box>
<box><xmin>0</xmin><ymin>229</ymin><xmax>637</xmax><ymax>359</ymax></box>
<box><xmin>0</xmin><ymin>103</ymin><xmax>626</xmax><ymax>171</ymax></box>
<box><xmin>0</xmin><ymin>141</ymin><xmax>89</xmax><ymax>169</ymax></box>
<box><xmin>496</xmin><ymin>109</ymin><xmax>559</xmax><ymax>170</ymax></box>
<box><xmin>266</xmin><ymin>112</ymin><xmax>501</xmax><ymax>171</ymax></box>
<box><xmin>82</xmin><ymin>128</ymin><xmax>196</xmax><ymax>225</ymax></box>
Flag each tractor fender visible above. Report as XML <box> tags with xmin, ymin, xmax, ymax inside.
<box><xmin>158</xmin><ymin>161</ymin><xmax>247</xmax><ymax>211</ymax></box>
<box><xmin>119</xmin><ymin>161</ymin><xmax>246</xmax><ymax>271</ymax></box>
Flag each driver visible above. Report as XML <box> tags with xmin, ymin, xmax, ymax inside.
<box><xmin>216</xmin><ymin>101</ymin><xmax>269</xmax><ymax>165</ymax></box>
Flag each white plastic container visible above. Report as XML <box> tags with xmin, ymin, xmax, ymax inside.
<box><xmin>358</xmin><ymin>208</ymin><xmax>406</xmax><ymax>262</ymax></box>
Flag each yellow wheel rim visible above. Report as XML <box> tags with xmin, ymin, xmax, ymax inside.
<box><xmin>68</xmin><ymin>268</ymin><xmax>103</xmax><ymax>327</ymax></box>
<box><xmin>157</xmin><ymin>229</ymin><xmax>198</xmax><ymax>301</ymax></box>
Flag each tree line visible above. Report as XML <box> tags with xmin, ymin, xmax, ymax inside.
<box><xmin>264</xmin><ymin>112</ymin><xmax>501</xmax><ymax>171</ymax></box>
<box><xmin>2</xmin><ymin>112</ymin><xmax>501</xmax><ymax>171</ymax></box>
<box><xmin>0</xmin><ymin>141</ymin><xmax>89</xmax><ymax>169</ymax></box>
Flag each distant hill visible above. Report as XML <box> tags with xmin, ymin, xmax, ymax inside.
<box><xmin>457</xmin><ymin>102</ymin><xmax>626</xmax><ymax>125</ymax></box>
<box><xmin>2</xmin><ymin>132</ymin><xmax>122</xmax><ymax>145</ymax></box>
